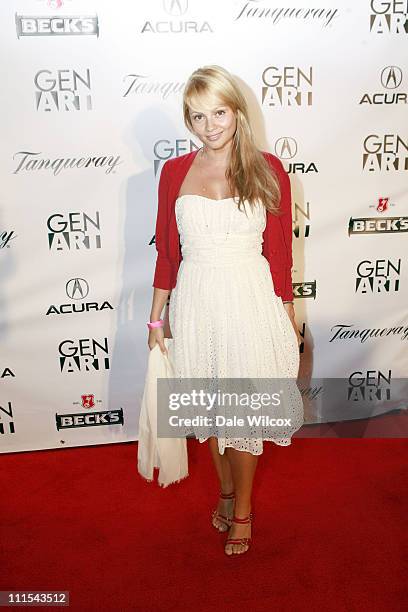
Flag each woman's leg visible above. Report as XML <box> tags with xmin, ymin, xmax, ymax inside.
<box><xmin>208</xmin><ymin>437</ymin><xmax>234</xmax><ymax>530</ymax></box>
<box><xmin>224</xmin><ymin>447</ymin><xmax>258</xmax><ymax>554</ymax></box>
<box><xmin>208</xmin><ymin>437</ymin><xmax>234</xmax><ymax>491</ymax></box>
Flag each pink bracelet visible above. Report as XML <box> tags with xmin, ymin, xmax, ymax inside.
<box><xmin>147</xmin><ymin>319</ymin><xmax>164</xmax><ymax>329</ymax></box>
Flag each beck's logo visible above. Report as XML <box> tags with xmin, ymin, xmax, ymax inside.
<box><xmin>81</xmin><ymin>394</ymin><xmax>95</xmax><ymax>409</ymax></box>
<box><xmin>292</xmin><ymin>281</ymin><xmax>317</xmax><ymax>299</ymax></box>
<box><xmin>16</xmin><ymin>15</ymin><xmax>99</xmax><ymax>38</ymax></box>
<box><xmin>348</xmin><ymin>216</ymin><xmax>408</xmax><ymax>235</ymax></box>
<box><xmin>377</xmin><ymin>197</ymin><xmax>389</xmax><ymax>212</ymax></box>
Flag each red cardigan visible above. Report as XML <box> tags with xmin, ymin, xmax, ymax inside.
<box><xmin>152</xmin><ymin>149</ymin><xmax>294</xmax><ymax>302</ymax></box>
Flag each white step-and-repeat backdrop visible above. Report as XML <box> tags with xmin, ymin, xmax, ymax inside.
<box><xmin>1</xmin><ymin>0</ymin><xmax>407</xmax><ymax>453</ymax></box>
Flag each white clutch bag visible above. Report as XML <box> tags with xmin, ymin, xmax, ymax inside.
<box><xmin>137</xmin><ymin>337</ymin><xmax>188</xmax><ymax>487</ymax></box>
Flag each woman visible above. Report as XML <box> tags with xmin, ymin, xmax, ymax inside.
<box><xmin>147</xmin><ymin>65</ymin><xmax>304</xmax><ymax>556</ymax></box>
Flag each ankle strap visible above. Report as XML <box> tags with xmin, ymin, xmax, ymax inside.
<box><xmin>220</xmin><ymin>491</ymin><xmax>235</xmax><ymax>499</ymax></box>
<box><xmin>232</xmin><ymin>513</ymin><xmax>253</xmax><ymax>524</ymax></box>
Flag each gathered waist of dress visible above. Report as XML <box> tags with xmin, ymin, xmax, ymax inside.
<box><xmin>181</xmin><ymin>232</ymin><xmax>264</xmax><ymax>265</ymax></box>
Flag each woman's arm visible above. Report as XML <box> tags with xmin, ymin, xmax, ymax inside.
<box><xmin>149</xmin><ymin>287</ymin><xmax>170</xmax><ymax>324</ymax></box>
<box><xmin>276</xmin><ymin>162</ymin><xmax>294</xmax><ymax>303</ymax></box>
<box><xmin>262</xmin><ymin>152</ymin><xmax>294</xmax><ymax>302</ymax></box>
<box><xmin>149</xmin><ymin>161</ymin><xmax>173</xmax><ymax>352</ymax></box>
<box><xmin>152</xmin><ymin>160</ymin><xmax>173</xmax><ymax>291</ymax></box>
<box><xmin>269</xmin><ymin>155</ymin><xmax>301</xmax><ymax>346</ymax></box>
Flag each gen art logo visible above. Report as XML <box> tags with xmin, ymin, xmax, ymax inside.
<box><xmin>347</xmin><ymin>370</ymin><xmax>392</xmax><ymax>401</ymax></box>
<box><xmin>58</xmin><ymin>337</ymin><xmax>110</xmax><ymax>373</ymax></box>
<box><xmin>362</xmin><ymin>133</ymin><xmax>408</xmax><ymax>171</ymax></box>
<box><xmin>355</xmin><ymin>259</ymin><xmax>401</xmax><ymax>293</ymax></box>
<box><xmin>34</xmin><ymin>68</ymin><xmax>92</xmax><ymax>111</ymax></box>
<box><xmin>369</xmin><ymin>0</ymin><xmax>408</xmax><ymax>34</ymax></box>
<box><xmin>262</xmin><ymin>66</ymin><xmax>313</xmax><ymax>107</ymax></box>
<box><xmin>47</xmin><ymin>212</ymin><xmax>102</xmax><ymax>251</ymax></box>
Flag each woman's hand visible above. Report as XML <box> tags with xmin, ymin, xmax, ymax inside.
<box><xmin>148</xmin><ymin>326</ymin><xmax>168</xmax><ymax>355</ymax></box>
<box><xmin>283</xmin><ymin>302</ymin><xmax>302</xmax><ymax>348</ymax></box>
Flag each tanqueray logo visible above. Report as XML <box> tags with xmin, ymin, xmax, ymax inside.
<box><xmin>12</xmin><ymin>151</ymin><xmax>122</xmax><ymax>175</ymax></box>
<box><xmin>122</xmin><ymin>72</ymin><xmax>185</xmax><ymax>99</ymax></box>
<box><xmin>0</xmin><ymin>230</ymin><xmax>17</xmax><ymax>249</ymax></box>
<box><xmin>233</xmin><ymin>3</ymin><xmax>338</xmax><ymax>27</ymax></box>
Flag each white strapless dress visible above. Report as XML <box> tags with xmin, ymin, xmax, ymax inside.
<box><xmin>167</xmin><ymin>194</ymin><xmax>304</xmax><ymax>455</ymax></box>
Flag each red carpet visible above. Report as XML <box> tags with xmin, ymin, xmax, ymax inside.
<box><xmin>1</xmin><ymin>438</ymin><xmax>406</xmax><ymax>611</ymax></box>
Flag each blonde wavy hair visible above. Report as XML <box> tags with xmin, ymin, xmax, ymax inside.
<box><xmin>182</xmin><ymin>64</ymin><xmax>281</xmax><ymax>216</ymax></box>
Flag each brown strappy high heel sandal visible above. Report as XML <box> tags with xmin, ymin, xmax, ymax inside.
<box><xmin>224</xmin><ymin>513</ymin><xmax>253</xmax><ymax>556</ymax></box>
<box><xmin>211</xmin><ymin>491</ymin><xmax>235</xmax><ymax>532</ymax></box>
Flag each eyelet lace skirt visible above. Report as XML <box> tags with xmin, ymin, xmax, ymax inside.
<box><xmin>167</xmin><ymin>195</ymin><xmax>304</xmax><ymax>455</ymax></box>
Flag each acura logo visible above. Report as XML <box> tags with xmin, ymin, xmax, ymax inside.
<box><xmin>163</xmin><ymin>0</ymin><xmax>188</xmax><ymax>16</ymax></box>
<box><xmin>274</xmin><ymin>137</ymin><xmax>298</xmax><ymax>160</ymax></box>
<box><xmin>381</xmin><ymin>66</ymin><xmax>402</xmax><ymax>89</ymax></box>
<box><xmin>66</xmin><ymin>278</ymin><xmax>89</xmax><ymax>300</ymax></box>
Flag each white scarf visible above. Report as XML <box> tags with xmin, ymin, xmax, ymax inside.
<box><xmin>137</xmin><ymin>338</ymin><xmax>188</xmax><ymax>487</ymax></box>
